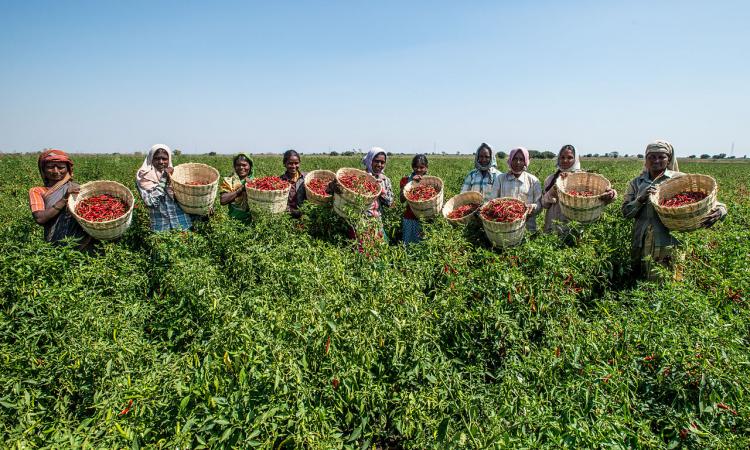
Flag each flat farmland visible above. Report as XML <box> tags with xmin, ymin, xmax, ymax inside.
<box><xmin>0</xmin><ymin>154</ymin><xmax>748</xmax><ymax>448</ymax></box>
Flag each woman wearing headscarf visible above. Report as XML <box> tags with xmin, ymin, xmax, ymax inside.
<box><xmin>622</xmin><ymin>140</ymin><xmax>726</xmax><ymax>279</ymax></box>
<box><xmin>29</xmin><ymin>149</ymin><xmax>88</xmax><ymax>244</ymax></box>
<box><xmin>220</xmin><ymin>153</ymin><xmax>254</xmax><ymax>221</ymax></box>
<box><xmin>461</xmin><ymin>143</ymin><xmax>501</xmax><ymax>202</ymax></box>
<box><xmin>279</xmin><ymin>149</ymin><xmax>307</xmax><ymax>218</ymax></box>
<box><xmin>491</xmin><ymin>147</ymin><xmax>543</xmax><ymax>232</ymax></box>
<box><xmin>541</xmin><ymin>144</ymin><xmax>617</xmax><ymax>234</ymax></box>
<box><xmin>361</xmin><ymin>147</ymin><xmax>395</xmax><ymax>220</ymax></box>
<box><xmin>135</xmin><ymin>144</ymin><xmax>192</xmax><ymax>231</ymax></box>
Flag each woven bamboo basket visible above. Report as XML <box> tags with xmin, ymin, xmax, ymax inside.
<box><xmin>171</xmin><ymin>163</ymin><xmax>220</xmax><ymax>215</ymax></box>
<box><xmin>304</xmin><ymin>170</ymin><xmax>336</xmax><ymax>206</ymax></box>
<box><xmin>442</xmin><ymin>191</ymin><xmax>483</xmax><ymax>226</ymax></box>
<box><xmin>333</xmin><ymin>168</ymin><xmax>382</xmax><ymax>220</ymax></box>
<box><xmin>479</xmin><ymin>197</ymin><xmax>528</xmax><ymax>248</ymax></box>
<box><xmin>556</xmin><ymin>172</ymin><xmax>612</xmax><ymax>223</ymax></box>
<box><xmin>67</xmin><ymin>180</ymin><xmax>134</xmax><ymax>240</ymax></box>
<box><xmin>650</xmin><ymin>174</ymin><xmax>717</xmax><ymax>231</ymax></box>
<box><xmin>245</xmin><ymin>177</ymin><xmax>292</xmax><ymax>214</ymax></box>
<box><xmin>403</xmin><ymin>176</ymin><xmax>444</xmax><ymax>219</ymax></box>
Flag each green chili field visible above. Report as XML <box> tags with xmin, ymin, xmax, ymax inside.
<box><xmin>1</xmin><ymin>154</ymin><xmax>749</xmax><ymax>448</ymax></box>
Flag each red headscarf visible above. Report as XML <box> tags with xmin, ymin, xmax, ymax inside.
<box><xmin>38</xmin><ymin>149</ymin><xmax>74</xmax><ymax>186</ymax></box>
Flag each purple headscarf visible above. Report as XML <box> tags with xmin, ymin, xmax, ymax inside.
<box><xmin>508</xmin><ymin>147</ymin><xmax>530</xmax><ymax>175</ymax></box>
<box><xmin>362</xmin><ymin>147</ymin><xmax>387</xmax><ymax>174</ymax></box>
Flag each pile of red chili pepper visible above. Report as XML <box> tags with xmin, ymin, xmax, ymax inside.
<box><xmin>660</xmin><ymin>191</ymin><xmax>707</xmax><ymax>207</ymax></box>
<box><xmin>481</xmin><ymin>198</ymin><xmax>526</xmax><ymax>223</ymax></box>
<box><xmin>76</xmin><ymin>194</ymin><xmax>128</xmax><ymax>222</ymax></box>
<box><xmin>339</xmin><ymin>174</ymin><xmax>379</xmax><ymax>196</ymax></box>
<box><xmin>568</xmin><ymin>189</ymin><xmax>595</xmax><ymax>197</ymax></box>
<box><xmin>406</xmin><ymin>184</ymin><xmax>440</xmax><ymax>202</ymax></box>
<box><xmin>246</xmin><ymin>176</ymin><xmax>291</xmax><ymax>191</ymax></box>
<box><xmin>186</xmin><ymin>180</ymin><xmax>210</xmax><ymax>186</ymax></box>
<box><xmin>447</xmin><ymin>203</ymin><xmax>480</xmax><ymax>219</ymax></box>
<box><xmin>307</xmin><ymin>177</ymin><xmax>332</xmax><ymax>197</ymax></box>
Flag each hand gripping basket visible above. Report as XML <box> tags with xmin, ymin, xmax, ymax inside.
<box><xmin>442</xmin><ymin>191</ymin><xmax>483</xmax><ymax>226</ymax></box>
<box><xmin>67</xmin><ymin>180</ymin><xmax>134</xmax><ymax>240</ymax></box>
<box><xmin>171</xmin><ymin>163</ymin><xmax>220</xmax><ymax>215</ymax></box>
<box><xmin>245</xmin><ymin>177</ymin><xmax>291</xmax><ymax>214</ymax></box>
<box><xmin>650</xmin><ymin>174</ymin><xmax>717</xmax><ymax>231</ymax></box>
<box><xmin>556</xmin><ymin>172</ymin><xmax>612</xmax><ymax>223</ymax></box>
<box><xmin>479</xmin><ymin>197</ymin><xmax>528</xmax><ymax>248</ymax></box>
<box><xmin>403</xmin><ymin>176</ymin><xmax>444</xmax><ymax>219</ymax></box>
<box><xmin>333</xmin><ymin>168</ymin><xmax>382</xmax><ymax>220</ymax></box>
<box><xmin>304</xmin><ymin>170</ymin><xmax>336</xmax><ymax>206</ymax></box>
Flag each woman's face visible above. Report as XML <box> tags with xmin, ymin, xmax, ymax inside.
<box><xmin>153</xmin><ymin>150</ymin><xmax>169</xmax><ymax>171</ymax></box>
<box><xmin>284</xmin><ymin>155</ymin><xmax>300</xmax><ymax>175</ymax></box>
<box><xmin>511</xmin><ymin>151</ymin><xmax>527</xmax><ymax>173</ymax></box>
<box><xmin>44</xmin><ymin>161</ymin><xmax>69</xmax><ymax>183</ymax></box>
<box><xmin>646</xmin><ymin>151</ymin><xmax>669</xmax><ymax>173</ymax></box>
<box><xmin>559</xmin><ymin>149</ymin><xmax>575</xmax><ymax>170</ymax></box>
<box><xmin>478</xmin><ymin>148</ymin><xmax>491</xmax><ymax>167</ymax></box>
<box><xmin>371</xmin><ymin>153</ymin><xmax>386</xmax><ymax>174</ymax></box>
<box><xmin>235</xmin><ymin>159</ymin><xmax>251</xmax><ymax>178</ymax></box>
<box><xmin>413</xmin><ymin>162</ymin><xmax>428</xmax><ymax>176</ymax></box>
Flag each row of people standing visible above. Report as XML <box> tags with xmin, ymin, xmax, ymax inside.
<box><xmin>459</xmin><ymin>143</ymin><xmax>618</xmax><ymax>234</ymax></box>
<box><xmin>29</xmin><ymin>142</ymin><xmax>728</xmax><ymax>279</ymax></box>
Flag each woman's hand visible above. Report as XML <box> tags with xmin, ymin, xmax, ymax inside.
<box><xmin>412</xmin><ymin>175</ymin><xmax>423</xmax><ymax>183</ymax></box>
<box><xmin>701</xmin><ymin>207</ymin><xmax>724</xmax><ymax>228</ymax></box>
<box><xmin>601</xmin><ymin>188</ymin><xmax>617</xmax><ymax>203</ymax></box>
<box><xmin>65</xmin><ymin>183</ymin><xmax>81</xmax><ymax>199</ymax></box>
<box><xmin>637</xmin><ymin>185</ymin><xmax>656</xmax><ymax>203</ymax></box>
<box><xmin>526</xmin><ymin>204</ymin><xmax>536</xmax><ymax>215</ymax></box>
<box><xmin>559</xmin><ymin>172</ymin><xmax>569</xmax><ymax>180</ymax></box>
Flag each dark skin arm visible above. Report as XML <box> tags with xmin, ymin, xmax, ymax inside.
<box><xmin>32</xmin><ymin>183</ymin><xmax>80</xmax><ymax>225</ymax></box>
<box><xmin>220</xmin><ymin>183</ymin><xmax>245</xmax><ymax>205</ymax></box>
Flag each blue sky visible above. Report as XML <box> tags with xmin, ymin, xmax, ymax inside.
<box><xmin>1</xmin><ymin>0</ymin><xmax>748</xmax><ymax>156</ymax></box>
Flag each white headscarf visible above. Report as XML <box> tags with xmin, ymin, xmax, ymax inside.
<box><xmin>474</xmin><ymin>143</ymin><xmax>497</xmax><ymax>172</ymax></box>
<box><xmin>645</xmin><ymin>140</ymin><xmax>679</xmax><ymax>172</ymax></box>
<box><xmin>362</xmin><ymin>147</ymin><xmax>387</xmax><ymax>175</ymax></box>
<box><xmin>136</xmin><ymin>144</ymin><xmax>172</xmax><ymax>191</ymax></box>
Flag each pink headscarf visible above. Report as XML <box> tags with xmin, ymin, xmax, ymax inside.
<box><xmin>508</xmin><ymin>147</ymin><xmax>530</xmax><ymax>175</ymax></box>
<box><xmin>136</xmin><ymin>144</ymin><xmax>173</xmax><ymax>191</ymax></box>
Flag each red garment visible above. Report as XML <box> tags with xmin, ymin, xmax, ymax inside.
<box><xmin>400</xmin><ymin>176</ymin><xmax>417</xmax><ymax>220</ymax></box>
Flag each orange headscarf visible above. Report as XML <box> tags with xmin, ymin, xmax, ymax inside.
<box><xmin>38</xmin><ymin>149</ymin><xmax>74</xmax><ymax>194</ymax></box>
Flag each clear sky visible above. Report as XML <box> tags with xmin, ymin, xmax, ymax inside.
<box><xmin>1</xmin><ymin>0</ymin><xmax>748</xmax><ymax>156</ymax></box>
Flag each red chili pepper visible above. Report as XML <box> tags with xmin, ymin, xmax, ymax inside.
<box><xmin>324</xmin><ymin>335</ymin><xmax>331</xmax><ymax>355</ymax></box>
<box><xmin>308</xmin><ymin>178</ymin><xmax>332</xmax><ymax>197</ymax></box>
<box><xmin>332</xmin><ymin>378</ymin><xmax>340</xmax><ymax>390</ymax></box>
<box><xmin>659</xmin><ymin>191</ymin><xmax>707</xmax><ymax>207</ymax></box>
<box><xmin>246</xmin><ymin>176</ymin><xmax>291</xmax><ymax>191</ymax></box>
<box><xmin>119</xmin><ymin>399</ymin><xmax>133</xmax><ymax>416</ymax></box>
<box><xmin>447</xmin><ymin>203</ymin><xmax>480</xmax><ymax>219</ymax></box>
<box><xmin>480</xmin><ymin>199</ymin><xmax>526</xmax><ymax>223</ymax></box>
<box><xmin>717</xmin><ymin>402</ymin><xmax>738</xmax><ymax>415</ymax></box>
<box><xmin>76</xmin><ymin>194</ymin><xmax>128</xmax><ymax>222</ymax></box>
<box><xmin>568</xmin><ymin>189</ymin><xmax>595</xmax><ymax>197</ymax></box>
<box><xmin>339</xmin><ymin>174</ymin><xmax>379</xmax><ymax>195</ymax></box>
<box><xmin>406</xmin><ymin>184</ymin><xmax>439</xmax><ymax>201</ymax></box>
<box><xmin>185</xmin><ymin>180</ymin><xmax>210</xmax><ymax>186</ymax></box>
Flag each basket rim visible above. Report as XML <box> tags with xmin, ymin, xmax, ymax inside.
<box><xmin>404</xmin><ymin>176</ymin><xmax>443</xmax><ymax>204</ymax></box>
<box><xmin>335</xmin><ymin>167</ymin><xmax>381</xmax><ymax>199</ymax></box>
<box><xmin>245</xmin><ymin>176</ymin><xmax>292</xmax><ymax>194</ymax></box>
<box><xmin>171</xmin><ymin>163</ymin><xmax>220</xmax><ymax>186</ymax></box>
<box><xmin>68</xmin><ymin>180</ymin><xmax>135</xmax><ymax>225</ymax></box>
<box><xmin>649</xmin><ymin>174</ymin><xmax>717</xmax><ymax>212</ymax></box>
<box><xmin>479</xmin><ymin>197</ymin><xmax>527</xmax><ymax>224</ymax></box>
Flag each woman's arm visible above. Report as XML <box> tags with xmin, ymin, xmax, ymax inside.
<box><xmin>380</xmin><ymin>177</ymin><xmax>394</xmax><ymax>208</ymax></box>
<box><xmin>527</xmin><ymin>177</ymin><xmax>543</xmax><ymax>214</ymax></box>
<box><xmin>621</xmin><ymin>178</ymin><xmax>649</xmax><ymax>219</ymax></box>
<box><xmin>31</xmin><ymin>184</ymin><xmax>80</xmax><ymax>225</ymax></box>
<box><xmin>220</xmin><ymin>185</ymin><xmax>244</xmax><ymax>205</ymax></box>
